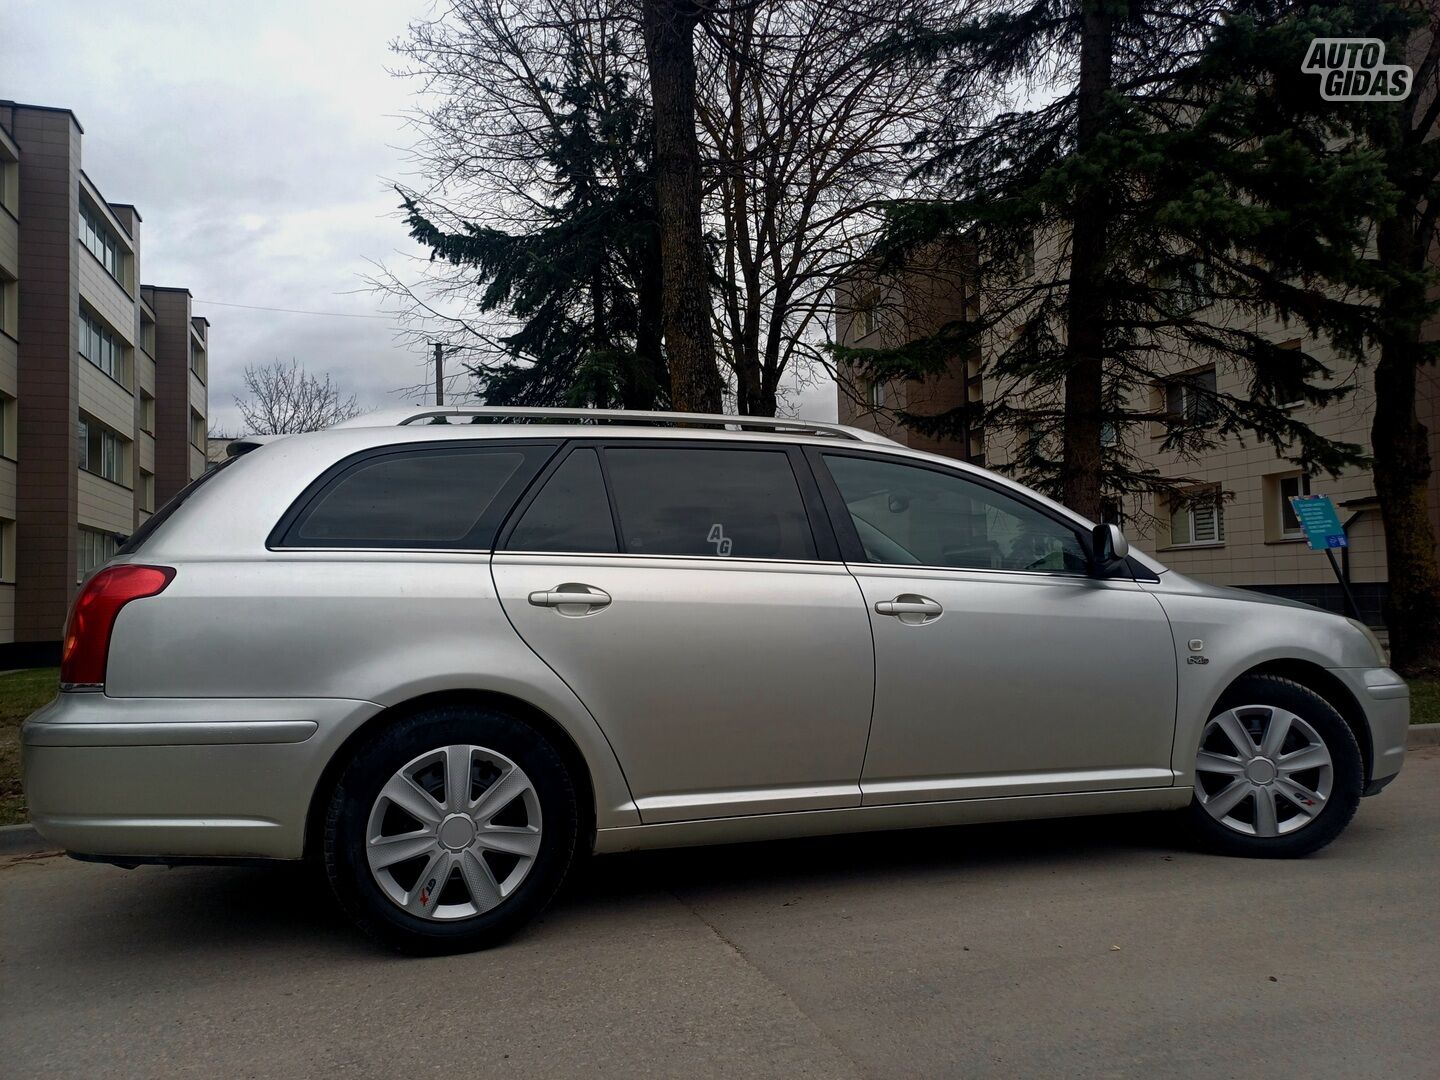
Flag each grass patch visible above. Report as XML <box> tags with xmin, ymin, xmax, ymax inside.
<box><xmin>1411</xmin><ymin>676</ymin><xmax>1439</xmax><ymax>725</ymax></box>
<box><xmin>0</xmin><ymin>667</ymin><xmax>58</xmax><ymax>825</ymax></box>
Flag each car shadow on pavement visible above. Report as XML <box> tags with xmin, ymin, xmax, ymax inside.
<box><xmin>30</xmin><ymin>811</ymin><xmax>1184</xmax><ymax>960</ymax></box>
<box><xmin>569</xmin><ymin>810</ymin><xmax>1181</xmax><ymax>904</ymax></box>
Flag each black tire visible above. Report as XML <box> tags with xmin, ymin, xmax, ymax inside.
<box><xmin>324</xmin><ymin>703</ymin><xmax>579</xmax><ymax>954</ymax></box>
<box><xmin>1182</xmin><ymin>674</ymin><xmax>1362</xmax><ymax>858</ymax></box>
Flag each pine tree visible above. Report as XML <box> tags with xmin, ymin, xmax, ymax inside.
<box><xmin>402</xmin><ymin>38</ymin><xmax>667</xmax><ymax>409</ymax></box>
<box><xmin>841</xmin><ymin>0</ymin><xmax>1391</xmax><ymax>525</ymax></box>
<box><xmin>1270</xmin><ymin>0</ymin><xmax>1439</xmax><ymax>674</ymax></box>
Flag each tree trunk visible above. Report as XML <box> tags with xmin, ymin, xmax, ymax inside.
<box><xmin>1371</xmin><ymin>213</ymin><xmax>1440</xmax><ymax>675</ymax></box>
<box><xmin>1060</xmin><ymin>2</ymin><xmax>1114</xmax><ymax>520</ymax></box>
<box><xmin>628</xmin><ymin>228</ymin><xmax>667</xmax><ymax>410</ymax></box>
<box><xmin>642</xmin><ymin>0</ymin><xmax>723</xmax><ymax>413</ymax></box>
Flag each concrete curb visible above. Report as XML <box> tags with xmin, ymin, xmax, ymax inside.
<box><xmin>1408</xmin><ymin>724</ymin><xmax>1440</xmax><ymax>749</ymax></box>
<box><xmin>0</xmin><ymin>823</ymin><xmax>53</xmax><ymax>855</ymax></box>
<box><xmin>0</xmin><ymin>727</ymin><xmax>1434</xmax><ymax>855</ymax></box>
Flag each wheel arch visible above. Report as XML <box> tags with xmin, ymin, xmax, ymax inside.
<box><xmin>304</xmin><ymin>689</ymin><xmax>598</xmax><ymax>860</ymax></box>
<box><xmin>1228</xmin><ymin>659</ymin><xmax>1373</xmax><ymax>782</ymax></box>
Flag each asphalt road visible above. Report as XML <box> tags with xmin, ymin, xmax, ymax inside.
<box><xmin>3</xmin><ymin>749</ymin><xmax>1437</xmax><ymax>1079</ymax></box>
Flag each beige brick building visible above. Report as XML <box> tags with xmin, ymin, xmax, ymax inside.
<box><xmin>837</xmin><ymin>237</ymin><xmax>1440</xmax><ymax>629</ymax></box>
<box><xmin>0</xmin><ymin>102</ymin><xmax>209</xmax><ymax>662</ymax></box>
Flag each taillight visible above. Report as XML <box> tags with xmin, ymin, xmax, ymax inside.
<box><xmin>61</xmin><ymin>565</ymin><xmax>175</xmax><ymax>688</ymax></box>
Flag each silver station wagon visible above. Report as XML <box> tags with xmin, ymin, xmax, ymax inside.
<box><xmin>22</xmin><ymin>408</ymin><xmax>1409</xmax><ymax>953</ymax></box>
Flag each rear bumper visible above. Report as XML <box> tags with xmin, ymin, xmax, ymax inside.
<box><xmin>1328</xmin><ymin>666</ymin><xmax>1409</xmax><ymax>792</ymax></box>
<box><xmin>21</xmin><ymin>694</ymin><xmax>382</xmax><ymax>860</ymax></box>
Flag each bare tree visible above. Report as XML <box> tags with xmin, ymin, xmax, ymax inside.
<box><xmin>234</xmin><ymin>359</ymin><xmax>363</xmax><ymax>434</ymax></box>
<box><xmin>696</xmin><ymin>0</ymin><xmax>969</xmax><ymax>415</ymax></box>
<box><xmin>379</xmin><ymin>0</ymin><xmax>974</xmax><ymax>416</ymax></box>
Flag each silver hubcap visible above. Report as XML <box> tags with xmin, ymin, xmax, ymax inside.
<box><xmin>1195</xmin><ymin>705</ymin><xmax>1333</xmax><ymax>838</ymax></box>
<box><xmin>365</xmin><ymin>744</ymin><xmax>542</xmax><ymax>921</ymax></box>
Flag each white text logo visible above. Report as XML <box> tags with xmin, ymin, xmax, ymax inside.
<box><xmin>1302</xmin><ymin>38</ymin><xmax>1413</xmax><ymax>101</ymax></box>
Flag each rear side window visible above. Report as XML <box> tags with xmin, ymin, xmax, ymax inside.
<box><xmin>604</xmin><ymin>446</ymin><xmax>817</xmax><ymax>560</ymax></box>
<box><xmin>507</xmin><ymin>448</ymin><xmax>618</xmax><ymax>554</ymax></box>
<box><xmin>276</xmin><ymin>444</ymin><xmax>553</xmax><ymax>549</ymax></box>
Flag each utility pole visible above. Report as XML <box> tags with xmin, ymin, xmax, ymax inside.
<box><xmin>432</xmin><ymin>342</ymin><xmax>444</xmax><ymax>406</ymax></box>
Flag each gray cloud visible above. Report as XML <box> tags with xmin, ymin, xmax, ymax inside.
<box><xmin>1</xmin><ymin>0</ymin><xmax>838</xmax><ymax>432</ymax></box>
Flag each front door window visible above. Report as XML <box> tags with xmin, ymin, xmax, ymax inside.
<box><xmin>823</xmin><ymin>453</ymin><xmax>1088</xmax><ymax>574</ymax></box>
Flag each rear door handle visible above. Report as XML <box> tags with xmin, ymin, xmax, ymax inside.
<box><xmin>528</xmin><ymin>583</ymin><xmax>612</xmax><ymax>616</ymax></box>
<box><xmin>874</xmin><ymin>594</ymin><xmax>943</xmax><ymax>625</ymax></box>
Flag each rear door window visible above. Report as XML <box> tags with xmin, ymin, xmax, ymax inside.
<box><xmin>505</xmin><ymin>448</ymin><xmax>618</xmax><ymax>554</ymax></box>
<box><xmin>603</xmin><ymin>446</ymin><xmax>818</xmax><ymax>560</ymax></box>
<box><xmin>277</xmin><ymin>443</ymin><xmax>554</xmax><ymax>549</ymax></box>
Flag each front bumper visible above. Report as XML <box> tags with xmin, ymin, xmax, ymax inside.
<box><xmin>1328</xmin><ymin>666</ymin><xmax>1409</xmax><ymax>792</ymax></box>
<box><xmin>21</xmin><ymin>694</ymin><xmax>382</xmax><ymax>860</ymax></box>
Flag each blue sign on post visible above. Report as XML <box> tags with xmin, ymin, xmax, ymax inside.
<box><xmin>1290</xmin><ymin>494</ymin><xmax>1347</xmax><ymax>551</ymax></box>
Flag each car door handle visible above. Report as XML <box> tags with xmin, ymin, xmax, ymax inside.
<box><xmin>874</xmin><ymin>594</ymin><xmax>943</xmax><ymax>625</ymax></box>
<box><xmin>528</xmin><ymin>584</ymin><xmax>612</xmax><ymax>616</ymax></box>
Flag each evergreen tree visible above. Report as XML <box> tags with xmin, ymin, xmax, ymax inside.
<box><xmin>402</xmin><ymin>37</ymin><xmax>666</xmax><ymax>409</ymax></box>
<box><xmin>840</xmin><ymin>0</ymin><xmax>1390</xmax><ymax>525</ymax></box>
<box><xmin>1264</xmin><ymin>0</ymin><xmax>1439</xmax><ymax>674</ymax></box>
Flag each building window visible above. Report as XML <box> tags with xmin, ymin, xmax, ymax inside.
<box><xmin>1168</xmin><ymin>487</ymin><xmax>1225</xmax><ymax>547</ymax></box>
<box><xmin>0</xmin><ymin>272</ymin><xmax>16</xmax><ymax>338</ymax></box>
<box><xmin>1275</xmin><ymin>338</ymin><xmax>1306</xmax><ymax>408</ymax></box>
<box><xmin>78</xmin><ymin>527</ymin><xmax>119</xmax><ymax>581</ymax></box>
<box><xmin>854</xmin><ymin>290</ymin><xmax>880</xmax><ymax>339</ymax></box>
<box><xmin>1100</xmin><ymin>421</ymin><xmax>1118</xmax><ymax>447</ymax></box>
<box><xmin>1163</xmin><ymin>367</ymin><xmax>1218</xmax><ymax>424</ymax></box>
<box><xmin>78</xmin><ymin>412</ymin><xmax>128</xmax><ymax>484</ymax></box>
<box><xmin>0</xmin><ymin>150</ymin><xmax>17</xmax><ymax>217</ymax></box>
<box><xmin>79</xmin><ymin>307</ymin><xmax>127</xmax><ymax>385</ymax></box>
<box><xmin>1151</xmin><ymin>254</ymin><xmax>1215</xmax><ymax>315</ymax></box>
<box><xmin>190</xmin><ymin>409</ymin><xmax>206</xmax><ymax>449</ymax></box>
<box><xmin>190</xmin><ymin>345</ymin><xmax>207</xmax><ymax>383</ymax></box>
<box><xmin>1279</xmin><ymin>473</ymin><xmax>1311</xmax><ymax>538</ymax></box>
<box><xmin>1020</xmin><ymin>230</ymin><xmax>1036</xmax><ymax>279</ymax></box>
<box><xmin>0</xmin><ymin>393</ymin><xmax>12</xmax><ymax>457</ymax></box>
<box><xmin>139</xmin><ymin>469</ymin><xmax>155</xmax><ymax>513</ymax></box>
<box><xmin>140</xmin><ymin>391</ymin><xmax>155</xmax><ymax>435</ymax></box>
<box><xmin>868</xmin><ymin>380</ymin><xmax>884</xmax><ymax>409</ymax></box>
<box><xmin>0</xmin><ymin>518</ymin><xmax>13</xmax><ymax>582</ymax></box>
<box><xmin>79</xmin><ymin>200</ymin><xmax>123</xmax><ymax>279</ymax></box>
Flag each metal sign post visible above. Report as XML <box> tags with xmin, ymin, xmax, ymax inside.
<box><xmin>1289</xmin><ymin>494</ymin><xmax>1362</xmax><ymax>622</ymax></box>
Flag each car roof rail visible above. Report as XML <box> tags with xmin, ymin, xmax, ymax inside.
<box><xmin>336</xmin><ymin>406</ymin><xmax>894</xmax><ymax>443</ymax></box>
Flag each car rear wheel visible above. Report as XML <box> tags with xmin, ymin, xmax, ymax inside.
<box><xmin>323</xmin><ymin>704</ymin><xmax>578</xmax><ymax>954</ymax></box>
<box><xmin>1183</xmin><ymin>674</ymin><xmax>1362</xmax><ymax>858</ymax></box>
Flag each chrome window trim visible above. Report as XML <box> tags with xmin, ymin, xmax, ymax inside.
<box><xmin>493</xmin><ymin>550</ymin><xmax>848</xmax><ymax>569</ymax></box>
<box><xmin>844</xmin><ymin>560</ymin><xmax>1098</xmax><ymax>581</ymax></box>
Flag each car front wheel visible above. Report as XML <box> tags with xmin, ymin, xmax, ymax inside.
<box><xmin>323</xmin><ymin>704</ymin><xmax>579</xmax><ymax>954</ymax></box>
<box><xmin>1184</xmin><ymin>674</ymin><xmax>1363</xmax><ymax>858</ymax></box>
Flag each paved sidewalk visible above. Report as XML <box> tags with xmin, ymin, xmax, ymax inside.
<box><xmin>3</xmin><ymin>749</ymin><xmax>1437</xmax><ymax>1079</ymax></box>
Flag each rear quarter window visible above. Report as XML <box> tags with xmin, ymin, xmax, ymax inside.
<box><xmin>273</xmin><ymin>443</ymin><xmax>555</xmax><ymax>549</ymax></box>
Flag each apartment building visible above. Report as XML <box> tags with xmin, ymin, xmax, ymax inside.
<box><xmin>836</xmin><ymin>237</ymin><xmax>1440</xmax><ymax>628</ymax></box>
<box><xmin>0</xmin><ymin>102</ymin><xmax>209</xmax><ymax>663</ymax></box>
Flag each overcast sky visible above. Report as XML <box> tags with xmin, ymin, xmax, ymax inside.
<box><xmin>1</xmin><ymin>0</ymin><xmax>837</xmax><ymax>432</ymax></box>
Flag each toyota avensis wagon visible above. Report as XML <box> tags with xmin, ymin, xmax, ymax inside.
<box><xmin>22</xmin><ymin>408</ymin><xmax>1409</xmax><ymax>953</ymax></box>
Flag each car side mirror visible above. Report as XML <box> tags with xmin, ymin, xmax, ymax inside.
<box><xmin>1091</xmin><ymin>522</ymin><xmax>1129</xmax><ymax>573</ymax></box>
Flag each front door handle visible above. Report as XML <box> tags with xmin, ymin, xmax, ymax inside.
<box><xmin>874</xmin><ymin>594</ymin><xmax>943</xmax><ymax>625</ymax></box>
<box><xmin>528</xmin><ymin>583</ymin><xmax>612</xmax><ymax>617</ymax></box>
